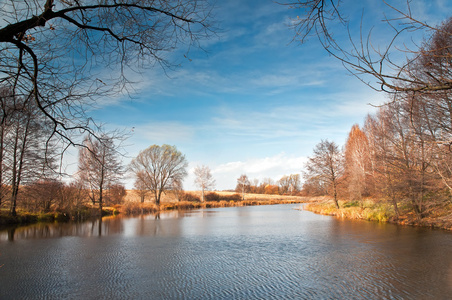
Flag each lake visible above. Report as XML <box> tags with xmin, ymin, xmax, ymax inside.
<box><xmin>1</xmin><ymin>204</ymin><xmax>451</xmax><ymax>299</ymax></box>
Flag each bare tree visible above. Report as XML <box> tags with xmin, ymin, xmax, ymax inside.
<box><xmin>24</xmin><ymin>178</ymin><xmax>63</xmax><ymax>213</ymax></box>
<box><xmin>364</xmin><ymin>100</ymin><xmax>435</xmax><ymax>219</ymax></box>
<box><xmin>78</xmin><ymin>134</ymin><xmax>123</xmax><ymax>213</ymax></box>
<box><xmin>285</xmin><ymin>1</ymin><xmax>452</xmax><ymax>93</ymax></box>
<box><xmin>0</xmin><ymin>1</ymin><xmax>214</xmax><ymax>157</ymax></box>
<box><xmin>364</xmin><ymin>111</ymin><xmax>401</xmax><ymax>217</ymax></box>
<box><xmin>134</xmin><ymin>171</ymin><xmax>150</xmax><ymax>203</ymax></box>
<box><xmin>129</xmin><ymin>144</ymin><xmax>188</xmax><ymax>205</ymax></box>
<box><xmin>194</xmin><ymin>165</ymin><xmax>215</xmax><ymax>202</ymax></box>
<box><xmin>58</xmin><ymin>179</ymin><xmax>88</xmax><ymax>219</ymax></box>
<box><xmin>236</xmin><ymin>174</ymin><xmax>250</xmax><ymax>201</ymax></box>
<box><xmin>279</xmin><ymin>175</ymin><xmax>291</xmax><ymax>195</ymax></box>
<box><xmin>105</xmin><ymin>184</ymin><xmax>127</xmax><ymax>206</ymax></box>
<box><xmin>169</xmin><ymin>177</ymin><xmax>185</xmax><ymax>202</ymax></box>
<box><xmin>0</xmin><ymin>88</ymin><xmax>57</xmax><ymax>215</ymax></box>
<box><xmin>304</xmin><ymin>140</ymin><xmax>344</xmax><ymax>208</ymax></box>
<box><xmin>279</xmin><ymin>174</ymin><xmax>301</xmax><ymax>195</ymax></box>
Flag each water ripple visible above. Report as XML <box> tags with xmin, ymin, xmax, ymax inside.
<box><xmin>1</xmin><ymin>205</ymin><xmax>452</xmax><ymax>299</ymax></box>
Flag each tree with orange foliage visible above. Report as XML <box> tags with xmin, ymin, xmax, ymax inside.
<box><xmin>344</xmin><ymin>124</ymin><xmax>372</xmax><ymax>202</ymax></box>
<box><xmin>264</xmin><ymin>184</ymin><xmax>279</xmax><ymax>195</ymax></box>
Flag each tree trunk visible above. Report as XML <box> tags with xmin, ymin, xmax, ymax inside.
<box><xmin>333</xmin><ymin>182</ymin><xmax>339</xmax><ymax>209</ymax></box>
<box><xmin>391</xmin><ymin>191</ymin><xmax>399</xmax><ymax>220</ymax></box>
<box><xmin>99</xmin><ymin>185</ymin><xmax>103</xmax><ymax>215</ymax></box>
<box><xmin>201</xmin><ymin>187</ymin><xmax>204</xmax><ymax>202</ymax></box>
<box><xmin>10</xmin><ymin>186</ymin><xmax>18</xmax><ymax>217</ymax></box>
<box><xmin>155</xmin><ymin>190</ymin><xmax>161</xmax><ymax>206</ymax></box>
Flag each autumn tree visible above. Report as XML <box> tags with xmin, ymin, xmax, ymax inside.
<box><xmin>402</xmin><ymin>18</ymin><xmax>452</xmax><ymax>197</ymax></box>
<box><xmin>301</xmin><ymin>176</ymin><xmax>326</xmax><ymax>196</ymax></box>
<box><xmin>24</xmin><ymin>179</ymin><xmax>63</xmax><ymax>213</ymax></box>
<box><xmin>78</xmin><ymin>135</ymin><xmax>123</xmax><ymax>213</ymax></box>
<box><xmin>236</xmin><ymin>174</ymin><xmax>250</xmax><ymax>200</ymax></box>
<box><xmin>286</xmin><ymin>1</ymin><xmax>452</xmax><ymax>93</ymax></box>
<box><xmin>279</xmin><ymin>175</ymin><xmax>290</xmax><ymax>195</ymax></box>
<box><xmin>304</xmin><ymin>140</ymin><xmax>344</xmax><ymax>208</ymax></box>
<box><xmin>0</xmin><ymin>1</ymin><xmax>214</xmax><ymax>158</ymax></box>
<box><xmin>344</xmin><ymin>124</ymin><xmax>372</xmax><ymax>202</ymax></box>
<box><xmin>249</xmin><ymin>178</ymin><xmax>260</xmax><ymax>194</ymax></box>
<box><xmin>364</xmin><ymin>111</ymin><xmax>401</xmax><ymax>217</ymax></box>
<box><xmin>279</xmin><ymin>174</ymin><xmax>301</xmax><ymax>195</ymax></box>
<box><xmin>105</xmin><ymin>184</ymin><xmax>127</xmax><ymax>206</ymax></box>
<box><xmin>194</xmin><ymin>165</ymin><xmax>216</xmax><ymax>202</ymax></box>
<box><xmin>129</xmin><ymin>144</ymin><xmax>188</xmax><ymax>206</ymax></box>
<box><xmin>58</xmin><ymin>179</ymin><xmax>88</xmax><ymax>218</ymax></box>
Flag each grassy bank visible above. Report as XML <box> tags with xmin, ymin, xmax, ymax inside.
<box><xmin>0</xmin><ymin>210</ymin><xmax>70</xmax><ymax>226</ymax></box>
<box><xmin>304</xmin><ymin>198</ymin><xmax>452</xmax><ymax>231</ymax></box>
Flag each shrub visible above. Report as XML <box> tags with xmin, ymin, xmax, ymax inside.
<box><xmin>204</xmin><ymin>192</ymin><xmax>242</xmax><ymax>202</ymax></box>
<box><xmin>205</xmin><ymin>192</ymin><xmax>221</xmax><ymax>202</ymax></box>
<box><xmin>222</xmin><ymin>193</ymin><xmax>242</xmax><ymax>201</ymax></box>
<box><xmin>179</xmin><ymin>192</ymin><xmax>201</xmax><ymax>202</ymax></box>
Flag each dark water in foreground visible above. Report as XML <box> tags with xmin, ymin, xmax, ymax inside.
<box><xmin>1</xmin><ymin>204</ymin><xmax>452</xmax><ymax>299</ymax></box>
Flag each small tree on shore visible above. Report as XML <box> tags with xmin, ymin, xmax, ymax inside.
<box><xmin>194</xmin><ymin>165</ymin><xmax>216</xmax><ymax>202</ymax></box>
<box><xmin>236</xmin><ymin>174</ymin><xmax>250</xmax><ymax>201</ymax></box>
<box><xmin>304</xmin><ymin>140</ymin><xmax>344</xmax><ymax>208</ymax></box>
<box><xmin>134</xmin><ymin>171</ymin><xmax>150</xmax><ymax>203</ymax></box>
<box><xmin>78</xmin><ymin>135</ymin><xmax>123</xmax><ymax>213</ymax></box>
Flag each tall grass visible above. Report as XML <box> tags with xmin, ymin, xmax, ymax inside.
<box><xmin>304</xmin><ymin>200</ymin><xmax>394</xmax><ymax>223</ymax></box>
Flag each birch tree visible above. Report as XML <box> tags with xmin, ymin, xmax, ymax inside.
<box><xmin>194</xmin><ymin>165</ymin><xmax>215</xmax><ymax>202</ymax></box>
<box><xmin>236</xmin><ymin>174</ymin><xmax>250</xmax><ymax>201</ymax></box>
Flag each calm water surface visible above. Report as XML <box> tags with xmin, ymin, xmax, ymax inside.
<box><xmin>1</xmin><ymin>204</ymin><xmax>452</xmax><ymax>299</ymax></box>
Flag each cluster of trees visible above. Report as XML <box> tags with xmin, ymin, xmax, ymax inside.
<box><xmin>0</xmin><ymin>119</ymin><xmax>128</xmax><ymax>216</ymax></box>
<box><xmin>234</xmin><ymin>174</ymin><xmax>301</xmax><ymax>198</ymax></box>
<box><xmin>303</xmin><ymin>17</ymin><xmax>452</xmax><ymax>219</ymax></box>
<box><xmin>0</xmin><ymin>138</ymin><xmax>192</xmax><ymax>215</ymax></box>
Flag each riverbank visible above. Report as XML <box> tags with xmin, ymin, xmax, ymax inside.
<box><xmin>119</xmin><ymin>197</ymin><xmax>306</xmax><ymax>215</ymax></box>
<box><xmin>119</xmin><ymin>191</ymin><xmax>307</xmax><ymax>214</ymax></box>
<box><xmin>0</xmin><ymin>206</ymin><xmax>120</xmax><ymax>226</ymax></box>
<box><xmin>0</xmin><ymin>192</ymin><xmax>307</xmax><ymax>226</ymax></box>
<box><xmin>304</xmin><ymin>198</ymin><xmax>452</xmax><ymax>231</ymax></box>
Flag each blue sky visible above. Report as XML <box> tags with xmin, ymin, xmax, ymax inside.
<box><xmin>88</xmin><ymin>0</ymin><xmax>450</xmax><ymax>190</ymax></box>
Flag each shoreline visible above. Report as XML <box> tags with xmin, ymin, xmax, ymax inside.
<box><xmin>0</xmin><ymin>196</ymin><xmax>307</xmax><ymax>228</ymax></box>
<box><xmin>303</xmin><ymin>199</ymin><xmax>452</xmax><ymax>231</ymax></box>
